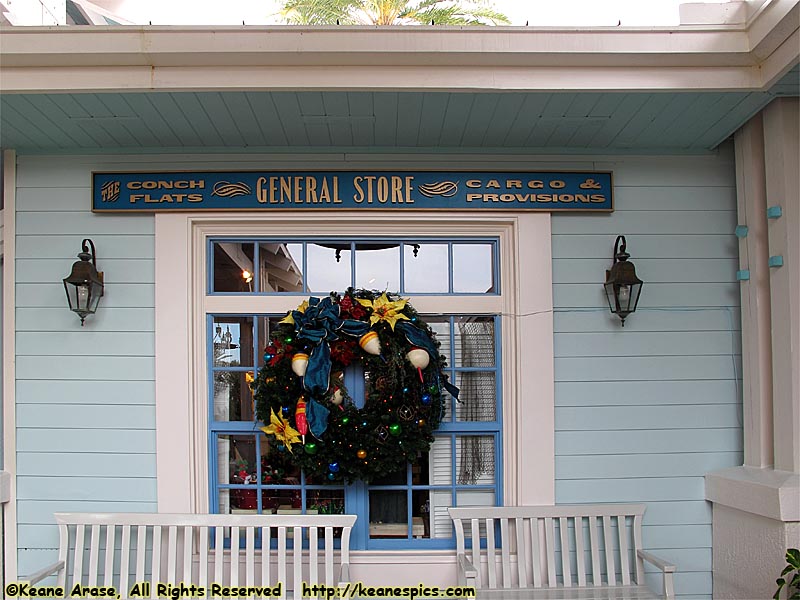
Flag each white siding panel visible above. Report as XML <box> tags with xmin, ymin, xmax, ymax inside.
<box><xmin>555</xmin><ymin>330</ymin><xmax>741</xmax><ymax>357</ymax></box>
<box><xmin>16</xmin><ymin>307</ymin><xmax>154</xmax><ymax>331</ymax></box>
<box><xmin>17</xmin><ymin>428</ymin><xmax>156</xmax><ymax>453</ymax></box>
<box><xmin>17</xmin><ymin>234</ymin><xmax>154</xmax><ymax>259</ymax></box>
<box><xmin>556</xmin><ymin>429</ymin><xmax>742</xmax><ymax>455</ymax></box>
<box><xmin>16</xmin><ymin>355</ymin><xmax>154</xmax><ymax>381</ymax></box>
<box><xmin>552</xmin><ymin>152</ymin><xmax>740</xmax><ymax>600</ymax></box>
<box><xmin>16</xmin><ymin>212</ymin><xmax>154</xmax><ymax>235</ymax></box>
<box><xmin>14</xmin><ymin>156</ymin><xmax>157</xmax><ymax>570</ymax></box>
<box><xmin>17</xmin><ymin>380</ymin><xmax>154</xmax><ymax>405</ymax></box>
<box><xmin>16</xmin><ymin>258</ymin><xmax>154</xmax><ymax>283</ymax></box>
<box><xmin>17</xmin><ymin>477</ymin><xmax>157</xmax><ymax>502</ymax></box>
<box><xmin>17</xmin><ymin>500</ymin><xmax>158</xmax><ymax>524</ymax></box>
<box><xmin>16</xmin><ymin>331</ymin><xmax>154</xmax><ymax>356</ymax></box>
<box><xmin>17</xmin><ymin>452</ymin><xmax>156</xmax><ymax>478</ymax></box>
<box><xmin>17</xmin><ymin>404</ymin><xmax>156</xmax><ymax>429</ymax></box>
<box><xmin>554</xmin><ymin>308</ymin><xmax>739</xmax><ymax>333</ymax></box>
<box><xmin>16</xmin><ymin>284</ymin><xmax>154</xmax><ymax>309</ymax></box>
<box><xmin>556</xmin><ymin>453</ymin><xmax>741</xmax><ymax>479</ymax></box>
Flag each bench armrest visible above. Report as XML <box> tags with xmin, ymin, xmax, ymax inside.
<box><xmin>22</xmin><ymin>560</ymin><xmax>66</xmax><ymax>586</ymax></box>
<box><xmin>637</xmin><ymin>550</ymin><xmax>676</xmax><ymax>600</ymax></box>
<box><xmin>456</xmin><ymin>553</ymin><xmax>478</xmax><ymax>588</ymax></box>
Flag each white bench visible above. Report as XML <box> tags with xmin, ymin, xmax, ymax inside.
<box><xmin>23</xmin><ymin>512</ymin><xmax>356</xmax><ymax>599</ymax></box>
<box><xmin>449</xmin><ymin>504</ymin><xmax>676</xmax><ymax>600</ymax></box>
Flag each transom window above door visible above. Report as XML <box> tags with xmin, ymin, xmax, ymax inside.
<box><xmin>209</xmin><ymin>239</ymin><xmax>498</xmax><ymax>295</ymax></box>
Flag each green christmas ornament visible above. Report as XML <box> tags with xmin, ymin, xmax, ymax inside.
<box><xmin>389</xmin><ymin>423</ymin><xmax>402</xmax><ymax>436</ymax></box>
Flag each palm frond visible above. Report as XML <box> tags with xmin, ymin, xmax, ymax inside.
<box><xmin>403</xmin><ymin>0</ymin><xmax>510</xmax><ymax>25</ymax></box>
<box><xmin>280</xmin><ymin>0</ymin><xmax>362</xmax><ymax>24</ymax></box>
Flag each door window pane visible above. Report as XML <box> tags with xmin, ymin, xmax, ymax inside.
<box><xmin>455</xmin><ymin>372</ymin><xmax>496</xmax><ymax>422</ymax></box>
<box><xmin>213</xmin><ymin>242</ymin><xmax>255</xmax><ymax>292</ymax></box>
<box><xmin>307</xmin><ymin>243</ymin><xmax>351</xmax><ymax>292</ymax></box>
<box><xmin>259</xmin><ymin>242</ymin><xmax>303</xmax><ymax>292</ymax></box>
<box><xmin>369</xmin><ymin>490</ymin><xmax>408</xmax><ymax>538</ymax></box>
<box><xmin>355</xmin><ymin>243</ymin><xmax>400</xmax><ymax>291</ymax></box>
<box><xmin>456</xmin><ymin>435</ymin><xmax>496</xmax><ymax>485</ymax></box>
<box><xmin>453</xmin><ymin>243</ymin><xmax>495</xmax><ymax>293</ymax></box>
<box><xmin>403</xmin><ymin>243</ymin><xmax>448</xmax><ymax>293</ymax></box>
<box><xmin>213</xmin><ymin>317</ymin><xmax>254</xmax><ymax>368</ymax></box>
<box><xmin>213</xmin><ymin>371</ymin><xmax>254</xmax><ymax>421</ymax></box>
<box><xmin>454</xmin><ymin>317</ymin><xmax>495</xmax><ymax>368</ymax></box>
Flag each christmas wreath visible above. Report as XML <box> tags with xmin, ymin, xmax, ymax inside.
<box><xmin>252</xmin><ymin>289</ymin><xmax>458</xmax><ymax>483</ymax></box>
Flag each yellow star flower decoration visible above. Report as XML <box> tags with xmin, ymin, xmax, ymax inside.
<box><xmin>356</xmin><ymin>293</ymin><xmax>410</xmax><ymax>330</ymax></box>
<box><xmin>279</xmin><ymin>299</ymin><xmax>309</xmax><ymax>325</ymax></box>
<box><xmin>261</xmin><ymin>409</ymin><xmax>302</xmax><ymax>453</ymax></box>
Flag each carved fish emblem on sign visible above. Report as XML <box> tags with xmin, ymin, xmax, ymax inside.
<box><xmin>212</xmin><ymin>181</ymin><xmax>252</xmax><ymax>197</ymax></box>
<box><xmin>418</xmin><ymin>181</ymin><xmax>458</xmax><ymax>198</ymax></box>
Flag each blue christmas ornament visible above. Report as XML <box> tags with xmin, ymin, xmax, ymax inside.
<box><xmin>282</xmin><ymin>406</ymin><xmax>290</xmax><ymax>416</ymax></box>
<box><xmin>264</xmin><ymin>353</ymin><xmax>274</xmax><ymax>362</ymax></box>
<box><xmin>328</xmin><ymin>462</ymin><xmax>340</xmax><ymax>473</ymax></box>
<box><xmin>421</xmin><ymin>393</ymin><xmax>432</xmax><ymax>405</ymax></box>
<box><xmin>327</xmin><ymin>473</ymin><xmax>337</xmax><ymax>481</ymax></box>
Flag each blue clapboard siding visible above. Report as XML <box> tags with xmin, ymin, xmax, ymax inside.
<box><xmin>14</xmin><ymin>156</ymin><xmax>156</xmax><ymax>574</ymax></box>
<box><xmin>552</xmin><ymin>150</ymin><xmax>742</xmax><ymax>599</ymax></box>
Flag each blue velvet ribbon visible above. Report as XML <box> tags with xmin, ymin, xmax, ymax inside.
<box><xmin>397</xmin><ymin>321</ymin><xmax>460</xmax><ymax>400</ymax></box>
<box><xmin>290</xmin><ymin>296</ymin><xmax>369</xmax><ymax>435</ymax></box>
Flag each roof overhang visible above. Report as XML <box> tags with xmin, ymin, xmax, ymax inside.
<box><xmin>1</xmin><ymin>0</ymin><xmax>797</xmax><ymax>94</ymax></box>
<box><xmin>0</xmin><ymin>1</ymin><xmax>796</xmax><ymax>154</ymax></box>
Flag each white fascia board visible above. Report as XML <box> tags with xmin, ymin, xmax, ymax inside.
<box><xmin>0</xmin><ymin>7</ymin><xmax>796</xmax><ymax>94</ymax></box>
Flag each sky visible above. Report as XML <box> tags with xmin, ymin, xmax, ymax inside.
<box><xmin>107</xmin><ymin>0</ymin><xmax>722</xmax><ymax>27</ymax></box>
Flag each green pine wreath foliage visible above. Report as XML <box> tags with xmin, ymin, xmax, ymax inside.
<box><xmin>252</xmin><ymin>288</ymin><xmax>450</xmax><ymax>483</ymax></box>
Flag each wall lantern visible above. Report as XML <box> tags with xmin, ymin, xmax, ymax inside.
<box><xmin>604</xmin><ymin>235</ymin><xmax>643</xmax><ymax>327</ymax></box>
<box><xmin>63</xmin><ymin>238</ymin><xmax>104</xmax><ymax>326</ymax></box>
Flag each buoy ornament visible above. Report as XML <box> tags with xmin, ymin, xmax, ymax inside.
<box><xmin>406</xmin><ymin>346</ymin><xmax>430</xmax><ymax>382</ymax></box>
<box><xmin>291</xmin><ymin>352</ymin><xmax>309</xmax><ymax>377</ymax></box>
<box><xmin>359</xmin><ymin>331</ymin><xmax>381</xmax><ymax>355</ymax></box>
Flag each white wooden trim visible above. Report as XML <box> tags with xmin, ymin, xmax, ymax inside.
<box><xmin>1</xmin><ymin>6</ymin><xmax>798</xmax><ymax>94</ymax></box>
<box><xmin>154</xmin><ymin>209</ymin><xmax>555</xmax><ymax>518</ymax></box>
<box><xmin>154</xmin><ymin>213</ymin><xmax>195</xmax><ymax>511</ymax></box>
<box><xmin>763</xmin><ymin>98</ymin><xmax>800</xmax><ymax>473</ymax></box>
<box><xmin>733</xmin><ymin>112</ymin><xmax>774</xmax><ymax>469</ymax></box>
<box><xmin>2</xmin><ymin>148</ymin><xmax>17</xmax><ymax>581</ymax></box>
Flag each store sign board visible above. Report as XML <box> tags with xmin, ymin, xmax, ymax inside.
<box><xmin>93</xmin><ymin>171</ymin><xmax>613</xmax><ymax>212</ymax></box>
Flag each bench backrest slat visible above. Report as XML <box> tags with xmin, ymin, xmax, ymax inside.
<box><xmin>544</xmin><ymin>517</ymin><xmax>556</xmax><ymax>585</ymax></box>
<box><xmin>324</xmin><ymin>527</ymin><xmax>334</xmax><ymax>585</ymax></box>
<box><xmin>119</xmin><ymin>526</ymin><xmax>131</xmax><ymax>594</ymax></box>
<box><xmin>53</xmin><ymin>513</ymin><xmax>355</xmax><ymax>599</ymax></box>
<box><xmin>73</xmin><ymin>525</ymin><xmax>85</xmax><ymax>588</ymax></box>
<box><xmin>514</xmin><ymin>517</ymin><xmax>526</xmax><ymax>588</ymax></box>
<box><xmin>167</xmin><ymin>526</ymin><xmax>178</xmax><ymax>584</ymax></box>
<box><xmin>530</xmin><ymin>518</ymin><xmax>541</xmax><ymax>588</ymax></box>
<box><xmin>183</xmin><ymin>526</ymin><xmax>194</xmax><ymax>586</ymax></box>
<box><xmin>574</xmin><ymin>516</ymin><xmax>587</xmax><ymax>587</ymax></box>
<box><xmin>485</xmin><ymin>519</ymin><xmax>496</xmax><ymax>588</ymax></box>
<box><xmin>199</xmin><ymin>527</ymin><xmax>209</xmax><ymax>587</ymax></box>
<box><xmin>449</xmin><ymin>504</ymin><xmax>647</xmax><ymax>590</ymax></box>
<box><xmin>618</xmin><ymin>514</ymin><xmax>631</xmax><ymax>585</ymax></box>
<box><xmin>151</xmin><ymin>524</ymin><xmax>162</xmax><ymax>591</ymax></box>
<box><xmin>245</xmin><ymin>526</ymin><xmax>255</xmax><ymax>586</ymax></box>
<box><xmin>602</xmin><ymin>515</ymin><xmax>615</xmax><ymax>585</ymax></box>
<box><xmin>588</xmin><ymin>515</ymin><xmax>601</xmax><ymax>585</ymax></box>
<box><xmin>559</xmin><ymin>517</ymin><xmax>571</xmax><ymax>587</ymax></box>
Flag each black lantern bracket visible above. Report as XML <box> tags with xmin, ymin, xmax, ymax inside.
<box><xmin>603</xmin><ymin>235</ymin><xmax>643</xmax><ymax>327</ymax></box>
<box><xmin>63</xmin><ymin>238</ymin><xmax>105</xmax><ymax>326</ymax></box>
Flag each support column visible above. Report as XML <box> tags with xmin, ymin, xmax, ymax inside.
<box><xmin>763</xmin><ymin>97</ymin><xmax>800</xmax><ymax>473</ymax></box>
<box><xmin>734</xmin><ymin>112</ymin><xmax>774</xmax><ymax>468</ymax></box>
<box><xmin>706</xmin><ymin>98</ymin><xmax>800</xmax><ymax>599</ymax></box>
